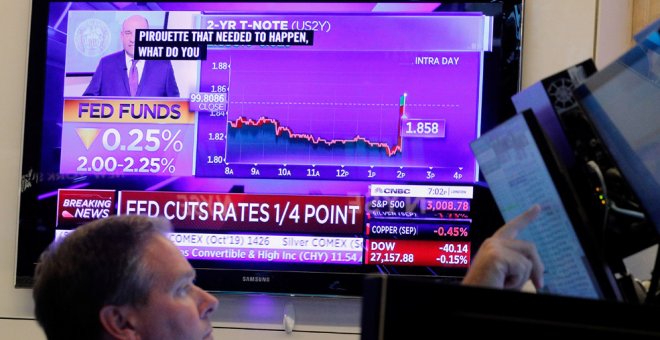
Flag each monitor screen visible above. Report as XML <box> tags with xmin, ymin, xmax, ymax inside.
<box><xmin>510</xmin><ymin>59</ymin><xmax>597</xmax><ymax>169</ymax></box>
<box><xmin>17</xmin><ymin>1</ymin><xmax>521</xmax><ymax>295</ymax></box>
<box><xmin>573</xmin><ymin>24</ymin><xmax>660</xmax><ymax>235</ymax></box>
<box><xmin>470</xmin><ymin>111</ymin><xmax>622</xmax><ymax>300</ymax></box>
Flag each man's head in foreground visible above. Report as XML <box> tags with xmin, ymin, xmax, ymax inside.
<box><xmin>33</xmin><ymin>215</ymin><xmax>218</xmax><ymax>340</ymax></box>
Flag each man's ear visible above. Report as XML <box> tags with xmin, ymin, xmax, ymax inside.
<box><xmin>99</xmin><ymin>305</ymin><xmax>139</xmax><ymax>340</ymax></box>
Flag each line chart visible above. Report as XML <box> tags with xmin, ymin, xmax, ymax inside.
<box><xmin>194</xmin><ymin>48</ymin><xmax>481</xmax><ymax>181</ymax></box>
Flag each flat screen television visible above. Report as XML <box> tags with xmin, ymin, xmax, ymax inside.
<box><xmin>16</xmin><ymin>0</ymin><xmax>523</xmax><ymax>295</ymax></box>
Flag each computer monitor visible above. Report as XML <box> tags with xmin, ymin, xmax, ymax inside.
<box><xmin>361</xmin><ymin>275</ymin><xmax>660</xmax><ymax>339</ymax></box>
<box><xmin>470</xmin><ymin>110</ymin><xmax>622</xmax><ymax>300</ymax></box>
<box><xmin>511</xmin><ymin>59</ymin><xmax>597</xmax><ymax>168</ymax></box>
<box><xmin>573</xmin><ymin>22</ymin><xmax>660</xmax><ymax>235</ymax></box>
<box><xmin>511</xmin><ymin>59</ymin><xmax>657</xmax><ymax>261</ymax></box>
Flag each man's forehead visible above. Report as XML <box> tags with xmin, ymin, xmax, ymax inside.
<box><xmin>123</xmin><ymin>17</ymin><xmax>148</xmax><ymax>30</ymax></box>
<box><xmin>143</xmin><ymin>235</ymin><xmax>195</xmax><ymax>283</ymax></box>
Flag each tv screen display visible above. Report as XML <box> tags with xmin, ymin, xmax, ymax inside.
<box><xmin>17</xmin><ymin>1</ymin><xmax>522</xmax><ymax>295</ymax></box>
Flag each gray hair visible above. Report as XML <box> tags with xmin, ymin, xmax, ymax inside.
<box><xmin>33</xmin><ymin>215</ymin><xmax>172</xmax><ymax>340</ymax></box>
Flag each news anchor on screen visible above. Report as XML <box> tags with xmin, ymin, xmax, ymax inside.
<box><xmin>83</xmin><ymin>14</ymin><xmax>179</xmax><ymax>97</ymax></box>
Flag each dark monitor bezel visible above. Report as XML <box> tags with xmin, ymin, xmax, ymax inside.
<box><xmin>573</xmin><ymin>42</ymin><xmax>660</xmax><ymax>236</ymax></box>
<box><xmin>361</xmin><ymin>275</ymin><xmax>660</xmax><ymax>339</ymax></box>
<box><xmin>521</xmin><ymin>109</ymin><xmax>624</xmax><ymax>301</ymax></box>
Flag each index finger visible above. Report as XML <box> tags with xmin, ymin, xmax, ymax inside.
<box><xmin>494</xmin><ymin>204</ymin><xmax>541</xmax><ymax>239</ymax></box>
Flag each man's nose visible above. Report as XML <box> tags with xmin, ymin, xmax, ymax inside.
<box><xmin>197</xmin><ymin>286</ymin><xmax>219</xmax><ymax>319</ymax></box>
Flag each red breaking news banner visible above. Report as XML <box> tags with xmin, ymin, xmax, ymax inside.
<box><xmin>57</xmin><ymin>189</ymin><xmax>116</xmax><ymax>227</ymax></box>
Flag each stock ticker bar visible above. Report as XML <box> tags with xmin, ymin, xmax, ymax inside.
<box><xmin>364</xmin><ymin>184</ymin><xmax>473</xmax><ymax>268</ymax></box>
<box><xmin>365</xmin><ymin>240</ymin><xmax>470</xmax><ymax>267</ymax></box>
<box><xmin>172</xmin><ymin>233</ymin><xmax>363</xmax><ymax>264</ymax></box>
<box><xmin>54</xmin><ymin>183</ymin><xmax>473</xmax><ymax>268</ymax></box>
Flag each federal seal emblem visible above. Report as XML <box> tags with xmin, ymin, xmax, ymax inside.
<box><xmin>74</xmin><ymin>18</ymin><xmax>111</xmax><ymax>57</ymax></box>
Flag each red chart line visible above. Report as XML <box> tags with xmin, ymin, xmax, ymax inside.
<box><xmin>229</xmin><ymin>116</ymin><xmax>403</xmax><ymax>157</ymax></box>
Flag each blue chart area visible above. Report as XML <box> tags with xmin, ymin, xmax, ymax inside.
<box><xmin>226</xmin><ymin>110</ymin><xmax>402</xmax><ymax>166</ymax></box>
<box><xmin>195</xmin><ymin>49</ymin><xmax>480</xmax><ymax>181</ymax></box>
<box><xmin>219</xmin><ymin>49</ymin><xmax>476</xmax><ymax>168</ymax></box>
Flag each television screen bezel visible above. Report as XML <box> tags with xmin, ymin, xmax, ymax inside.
<box><xmin>16</xmin><ymin>0</ymin><xmax>523</xmax><ymax>296</ymax></box>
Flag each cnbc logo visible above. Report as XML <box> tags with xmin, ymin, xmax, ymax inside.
<box><xmin>373</xmin><ymin>186</ymin><xmax>411</xmax><ymax>195</ymax></box>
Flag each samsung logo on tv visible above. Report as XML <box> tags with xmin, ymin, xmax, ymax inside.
<box><xmin>242</xmin><ymin>276</ymin><xmax>271</xmax><ymax>283</ymax></box>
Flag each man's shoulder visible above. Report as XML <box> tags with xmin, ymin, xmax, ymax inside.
<box><xmin>99</xmin><ymin>51</ymin><xmax>125</xmax><ymax>64</ymax></box>
<box><xmin>144</xmin><ymin>59</ymin><xmax>174</xmax><ymax>70</ymax></box>
<box><xmin>145</xmin><ymin>59</ymin><xmax>173</xmax><ymax>65</ymax></box>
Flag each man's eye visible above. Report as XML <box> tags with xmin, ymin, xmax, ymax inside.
<box><xmin>177</xmin><ymin>284</ymin><xmax>192</xmax><ymax>296</ymax></box>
